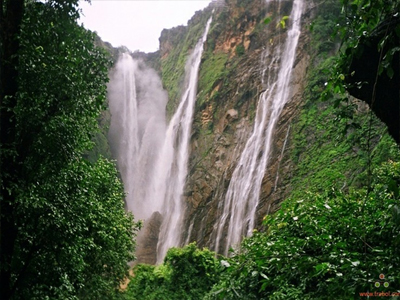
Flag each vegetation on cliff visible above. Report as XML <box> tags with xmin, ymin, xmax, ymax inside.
<box><xmin>0</xmin><ymin>1</ymin><xmax>139</xmax><ymax>299</ymax></box>
<box><xmin>289</xmin><ymin>0</ymin><xmax>400</xmax><ymax>198</ymax></box>
<box><xmin>159</xmin><ymin>9</ymin><xmax>213</xmax><ymax>117</ymax></box>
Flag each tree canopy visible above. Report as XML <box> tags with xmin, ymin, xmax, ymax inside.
<box><xmin>1</xmin><ymin>1</ymin><xmax>139</xmax><ymax>299</ymax></box>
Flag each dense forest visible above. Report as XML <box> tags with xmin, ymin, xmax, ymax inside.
<box><xmin>1</xmin><ymin>1</ymin><xmax>139</xmax><ymax>299</ymax></box>
<box><xmin>1</xmin><ymin>0</ymin><xmax>399</xmax><ymax>299</ymax></box>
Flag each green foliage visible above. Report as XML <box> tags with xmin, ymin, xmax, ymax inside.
<box><xmin>325</xmin><ymin>0</ymin><xmax>400</xmax><ymax>102</ymax></box>
<box><xmin>123</xmin><ymin>243</ymin><xmax>222</xmax><ymax>300</ymax></box>
<box><xmin>206</xmin><ymin>161</ymin><xmax>400</xmax><ymax>299</ymax></box>
<box><xmin>289</xmin><ymin>0</ymin><xmax>400</xmax><ymax>198</ymax></box>
<box><xmin>290</xmin><ymin>49</ymin><xmax>399</xmax><ymax>198</ymax></box>
<box><xmin>18</xmin><ymin>158</ymin><xmax>139</xmax><ymax>300</ymax></box>
<box><xmin>263</xmin><ymin>17</ymin><xmax>272</xmax><ymax>25</ymax></box>
<box><xmin>17</xmin><ymin>0</ymin><xmax>111</xmax><ymax>171</ymax></box>
<box><xmin>197</xmin><ymin>52</ymin><xmax>228</xmax><ymax>108</ymax></box>
<box><xmin>290</xmin><ymin>94</ymin><xmax>400</xmax><ymax>197</ymax></box>
<box><xmin>160</xmin><ymin>10</ymin><xmax>212</xmax><ymax>117</ymax></box>
<box><xmin>84</xmin><ymin>110</ymin><xmax>113</xmax><ymax>163</ymax></box>
<box><xmin>276</xmin><ymin>16</ymin><xmax>289</xmax><ymax>29</ymax></box>
<box><xmin>235</xmin><ymin>44</ymin><xmax>245</xmax><ymax>56</ymax></box>
<box><xmin>1</xmin><ymin>1</ymin><xmax>138</xmax><ymax>299</ymax></box>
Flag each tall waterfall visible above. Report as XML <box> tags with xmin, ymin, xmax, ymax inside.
<box><xmin>108</xmin><ymin>54</ymin><xmax>168</xmax><ymax>220</ymax></box>
<box><xmin>213</xmin><ymin>0</ymin><xmax>304</xmax><ymax>256</ymax></box>
<box><xmin>156</xmin><ymin>16</ymin><xmax>213</xmax><ymax>263</ymax></box>
<box><xmin>108</xmin><ymin>16</ymin><xmax>213</xmax><ymax>264</ymax></box>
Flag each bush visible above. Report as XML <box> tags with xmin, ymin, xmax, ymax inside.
<box><xmin>124</xmin><ymin>243</ymin><xmax>222</xmax><ymax>300</ymax></box>
<box><xmin>235</xmin><ymin>44</ymin><xmax>245</xmax><ymax>57</ymax></box>
<box><xmin>205</xmin><ymin>161</ymin><xmax>400</xmax><ymax>299</ymax></box>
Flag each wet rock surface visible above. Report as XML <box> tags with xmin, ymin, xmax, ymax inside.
<box><xmin>182</xmin><ymin>0</ymin><xmax>313</xmax><ymax>252</ymax></box>
<box><xmin>135</xmin><ymin>211</ymin><xmax>163</xmax><ymax>265</ymax></box>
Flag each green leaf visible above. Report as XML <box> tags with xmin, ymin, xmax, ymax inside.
<box><xmin>263</xmin><ymin>17</ymin><xmax>272</xmax><ymax>25</ymax></box>
<box><xmin>386</xmin><ymin>66</ymin><xmax>394</xmax><ymax>79</ymax></box>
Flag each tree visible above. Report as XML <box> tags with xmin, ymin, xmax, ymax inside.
<box><xmin>1</xmin><ymin>1</ymin><xmax>139</xmax><ymax>299</ymax></box>
<box><xmin>1</xmin><ymin>0</ymin><xmax>26</xmax><ymax>297</ymax></box>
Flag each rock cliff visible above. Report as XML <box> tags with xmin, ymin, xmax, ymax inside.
<box><xmin>155</xmin><ymin>0</ymin><xmax>315</xmax><ymax>252</ymax></box>
<box><xmin>108</xmin><ymin>0</ymin><xmax>399</xmax><ymax>263</ymax></box>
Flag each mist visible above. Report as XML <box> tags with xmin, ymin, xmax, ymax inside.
<box><xmin>107</xmin><ymin>53</ymin><xmax>168</xmax><ymax>221</ymax></box>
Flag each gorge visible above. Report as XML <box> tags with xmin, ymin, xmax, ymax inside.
<box><xmin>109</xmin><ymin>0</ymin><xmax>400</xmax><ymax>263</ymax></box>
<box><xmin>108</xmin><ymin>0</ymin><xmax>312</xmax><ymax>263</ymax></box>
<box><xmin>107</xmin><ymin>0</ymin><xmax>399</xmax><ymax>265</ymax></box>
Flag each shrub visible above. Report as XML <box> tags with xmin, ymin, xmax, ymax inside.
<box><xmin>205</xmin><ymin>161</ymin><xmax>400</xmax><ymax>299</ymax></box>
<box><xmin>124</xmin><ymin>243</ymin><xmax>222</xmax><ymax>300</ymax></box>
<box><xmin>235</xmin><ymin>44</ymin><xmax>245</xmax><ymax>56</ymax></box>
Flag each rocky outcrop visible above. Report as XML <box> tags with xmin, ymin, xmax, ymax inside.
<box><xmin>135</xmin><ymin>211</ymin><xmax>163</xmax><ymax>265</ymax></box>
<box><xmin>345</xmin><ymin>16</ymin><xmax>400</xmax><ymax>144</ymax></box>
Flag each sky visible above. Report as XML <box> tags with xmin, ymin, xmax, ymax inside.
<box><xmin>78</xmin><ymin>0</ymin><xmax>212</xmax><ymax>53</ymax></box>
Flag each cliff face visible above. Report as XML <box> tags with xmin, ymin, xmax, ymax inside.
<box><xmin>101</xmin><ymin>0</ymin><xmax>400</xmax><ymax>265</ymax></box>
<box><xmin>155</xmin><ymin>0</ymin><xmax>315</xmax><ymax>252</ymax></box>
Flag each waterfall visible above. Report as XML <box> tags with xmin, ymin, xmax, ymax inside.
<box><xmin>274</xmin><ymin>124</ymin><xmax>291</xmax><ymax>191</ymax></box>
<box><xmin>108</xmin><ymin>54</ymin><xmax>168</xmax><ymax>220</ymax></box>
<box><xmin>156</xmin><ymin>16</ymin><xmax>213</xmax><ymax>263</ymax></box>
<box><xmin>213</xmin><ymin>0</ymin><xmax>304</xmax><ymax>256</ymax></box>
<box><xmin>108</xmin><ymin>54</ymin><xmax>140</xmax><ymax>213</ymax></box>
<box><xmin>108</xmin><ymin>15</ymin><xmax>212</xmax><ymax>264</ymax></box>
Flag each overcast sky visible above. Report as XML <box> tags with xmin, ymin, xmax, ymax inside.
<box><xmin>78</xmin><ymin>0</ymin><xmax>212</xmax><ymax>53</ymax></box>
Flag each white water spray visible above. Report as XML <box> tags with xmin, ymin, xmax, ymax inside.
<box><xmin>108</xmin><ymin>16</ymin><xmax>212</xmax><ymax>263</ymax></box>
<box><xmin>213</xmin><ymin>0</ymin><xmax>304</xmax><ymax>255</ymax></box>
<box><xmin>274</xmin><ymin>124</ymin><xmax>291</xmax><ymax>191</ymax></box>
<box><xmin>155</xmin><ymin>16</ymin><xmax>213</xmax><ymax>263</ymax></box>
<box><xmin>108</xmin><ymin>54</ymin><xmax>168</xmax><ymax>220</ymax></box>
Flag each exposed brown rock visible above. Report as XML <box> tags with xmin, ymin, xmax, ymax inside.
<box><xmin>135</xmin><ymin>211</ymin><xmax>163</xmax><ymax>265</ymax></box>
<box><xmin>183</xmin><ymin>0</ymin><xmax>313</xmax><ymax>252</ymax></box>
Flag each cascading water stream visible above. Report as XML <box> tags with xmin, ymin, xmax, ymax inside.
<box><xmin>108</xmin><ymin>16</ymin><xmax>212</xmax><ymax>264</ymax></box>
<box><xmin>213</xmin><ymin>0</ymin><xmax>304</xmax><ymax>256</ymax></box>
<box><xmin>108</xmin><ymin>54</ymin><xmax>168</xmax><ymax>220</ymax></box>
<box><xmin>108</xmin><ymin>54</ymin><xmax>140</xmax><ymax>213</ymax></box>
<box><xmin>155</xmin><ymin>16</ymin><xmax>213</xmax><ymax>263</ymax></box>
<box><xmin>274</xmin><ymin>124</ymin><xmax>291</xmax><ymax>191</ymax></box>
